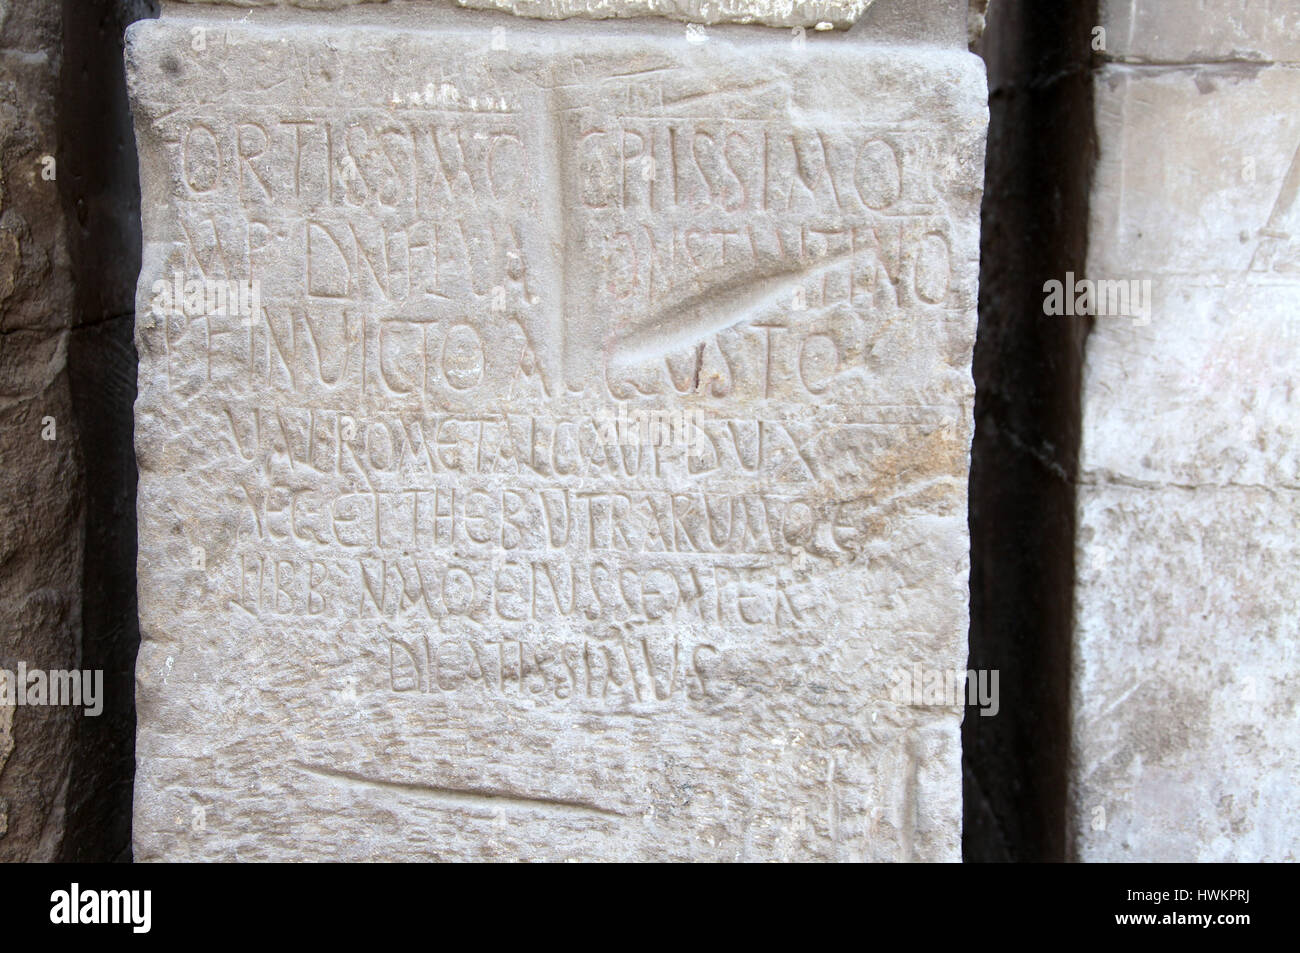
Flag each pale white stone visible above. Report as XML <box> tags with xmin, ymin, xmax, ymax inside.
<box><xmin>1098</xmin><ymin>0</ymin><xmax>1300</xmax><ymax>64</ymax></box>
<box><xmin>1073</xmin><ymin>38</ymin><xmax>1300</xmax><ymax>860</ymax></box>
<box><xmin>128</xmin><ymin>9</ymin><xmax>985</xmax><ymax>861</ymax></box>
<box><xmin>1073</xmin><ymin>486</ymin><xmax>1300</xmax><ymax>861</ymax></box>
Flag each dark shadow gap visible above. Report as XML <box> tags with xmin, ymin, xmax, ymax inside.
<box><xmin>56</xmin><ymin>0</ymin><xmax>158</xmax><ymax>862</ymax></box>
<box><xmin>964</xmin><ymin>0</ymin><xmax>1097</xmax><ymax>862</ymax></box>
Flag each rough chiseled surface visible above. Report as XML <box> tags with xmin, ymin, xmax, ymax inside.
<box><xmin>1073</xmin><ymin>47</ymin><xmax>1300</xmax><ymax>860</ymax></box>
<box><xmin>128</xmin><ymin>10</ymin><xmax>984</xmax><ymax>860</ymax></box>
<box><xmin>0</xmin><ymin>0</ymin><xmax>84</xmax><ymax>861</ymax></box>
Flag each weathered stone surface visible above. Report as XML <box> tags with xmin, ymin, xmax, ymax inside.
<box><xmin>1073</xmin><ymin>486</ymin><xmax>1300</xmax><ymax>861</ymax></box>
<box><xmin>128</xmin><ymin>9</ymin><xmax>985</xmax><ymax>860</ymax></box>
<box><xmin>1072</xmin><ymin>44</ymin><xmax>1300</xmax><ymax>860</ymax></box>
<box><xmin>170</xmin><ymin>0</ymin><xmax>882</xmax><ymax>31</ymax></box>
<box><xmin>168</xmin><ymin>0</ymin><xmax>975</xmax><ymax>38</ymax></box>
<box><xmin>169</xmin><ymin>0</ymin><xmax>870</xmax><ymax>31</ymax></box>
<box><xmin>453</xmin><ymin>0</ymin><xmax>872</xmax><ymax>30</ymax></box>
<box><xmin>0</xmin><ymin>0</ymin><xmax>84</xmax><ymax>861</ymax></box>
<box><xmin>1099</xmin><ymin>0</ymin><xmax>1300</xmax><ymax>64</ymax></box>
<box><xmin>1083</xmin><ymin>65</ymin><xmax>1300</xmax><ymax>490</ymax></box>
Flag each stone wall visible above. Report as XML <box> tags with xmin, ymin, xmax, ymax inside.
<box><xmin>0</xmin><ymin>0</ymin><xmax>84</xmax><ymax>862</ymax></box>
<box><xmin>1070</xmin><ymin>0</ymin><xmax>1300</xmax><ymax>862</ymax></box>
<box><xmin>1</xmin><ymin>0</ymin><xmax>1294</xmax><ymax>863</ymax></box>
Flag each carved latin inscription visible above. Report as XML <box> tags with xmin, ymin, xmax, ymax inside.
<box><xmin>129</xmin><ymin>16</ymin><xmax>985</xmax><ymax>861</ymax></box>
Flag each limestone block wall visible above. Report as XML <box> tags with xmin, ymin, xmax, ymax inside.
<box><xmin>0</xmin><ymin>0</ymin><xmax>1295</xmax><ymax>863</ymax></box>
<box><xmin>1071</xmin><ymin>0</ymin><xmax>1300</xmax><ymax>861</ymax></box>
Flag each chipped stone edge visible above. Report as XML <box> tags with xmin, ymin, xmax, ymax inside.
<box><xmin>968</xmin><ymin>0</ymin><xmax>988</xmax><ymax>49</ymax></box>
<box><xmin>167</xmin><ymin>0</ymin><xmax>878</xmax><ymax>31</ymax></box>
<box><xmin>452</xmin><ymin>0</ymin><xmax>872</xmax><ymax>31</ymax></box>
